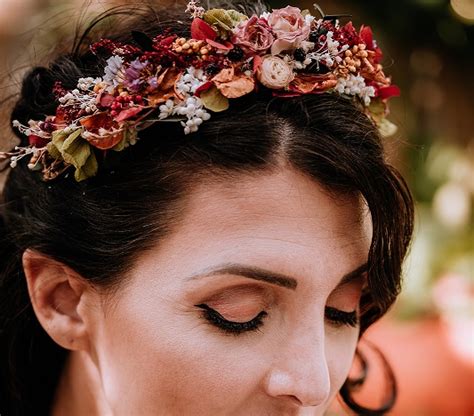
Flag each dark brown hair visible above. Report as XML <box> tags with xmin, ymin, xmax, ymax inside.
<box><xmin>0</xmin><ymin>1</ymin><xmax>414</xmax><ymax>414</ymax></box>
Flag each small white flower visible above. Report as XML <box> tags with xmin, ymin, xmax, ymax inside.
<box><xmin>304</xmin><ymin>14</ymin><xmax>315</xmax><ymax>26</ymax></box>
<box><xmin>300</xmin><ymin>40</ymin><xmax>315</xmax><ymax>52</ymax></box>
<box><xmin>103</xmin><ymin>55</ymin><xmax>124</xmax><ymax>86</ymax></box>
<box><xmin>170</xmin><ymin>67</ymin><xmax>211</xmax><ymax>134</ymax></box>
<box><xmin>335</xmin><ymin>74</ymin><xmax>376</xmax><ymax>105</ymax></box>
<box><xmin>77</xmin><ymin>77</ymin><xmax>100</xmax><ymax>91</ymax></box>
<box><xmin>185</xmin><ymin>0</ymin><xmax>205</xmax><ymax>18</ymax></box>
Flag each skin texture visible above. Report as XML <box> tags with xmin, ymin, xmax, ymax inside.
<box><xmin>23</xmin><ymin>167</ymin><xmax>372</xmax><ymax>416</ymax></box>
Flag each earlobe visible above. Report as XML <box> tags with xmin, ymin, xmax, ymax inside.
<box><xmin>22</xmin><ymin>249</ymin><xmax>91</xmax><ymax>352</ymax></box>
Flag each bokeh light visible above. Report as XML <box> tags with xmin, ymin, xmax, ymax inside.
<box><xmin>450</xmin><ymin>0</ymin><xmax>474</xmax><ymax>23</ymax></box>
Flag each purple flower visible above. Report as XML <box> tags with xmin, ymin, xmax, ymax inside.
<box><xmin>148</xmin><ymin>76</ymin><xmax>159</xmax><ymax>90</ymax></box>
<box><xmin>124</xmin><ymin>59</ymin><xmax>149</xmax><ymax>92</ymax></box>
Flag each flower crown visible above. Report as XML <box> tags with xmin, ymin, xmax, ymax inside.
<box><xmin>1</xmin><ymin>2</ymin><xmax>400</xmax><ymax>182</ymax></box>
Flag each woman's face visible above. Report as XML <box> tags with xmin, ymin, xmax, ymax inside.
<box><xmin>87</xmin><ymin>168</ymin><xmax>372</xmax><ymax>416</ymax></box>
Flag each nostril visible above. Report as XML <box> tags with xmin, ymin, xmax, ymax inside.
<box><xmin>283</xmin><ymin>393</ymin><xmax>325</xmax><ymax>408</ymax></box>
<box><xmin>287</xmin><ymin>394</ymin><xmax>304</xmax><ymax>406</ymax></box>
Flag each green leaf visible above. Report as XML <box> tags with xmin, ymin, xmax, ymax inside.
<box><xmin>204</xmin><ymin>9</ymin><xmax>233</xmax><ymax>31</ymax></box>
<box><xmin>203</xmin><ymin>9</ymin><xmax>246</xmax><ymax>39</ymax></box>
<box><xmin>46</xmin><ymin>128</ymin><xmax>99</xmax><ymax>181</ymax></box>
<box><xmin>61</xmin><ymin>131</ymin><xmax>91</xmax><ymax>169</ymax></box>
<box><xmin>200</xmin><ymin>85</ymin><xmax>229</xmax><ymax>112</ymax></box>
<box><xmin>112</xmin><ymin>129</ymin><xmax>138</xmax><ymax>152</ymax></box>
<box><xmin>47</xmin><ymin>142</ymin><xmax>62</xmax><ymax>160</ymax></box>
<box><xmin>111</xmin><ymin>134</ymin><xmax>127</xmax><ymax>152</ymax></box>
<box><xmin>74</xmin><ymin>152</ymin><xmax>98</xmax><ymax>182</ymax></box>
<box><xmin>51</xmin><ymin>130</ymin><xmax>69</xmax><ymax>152</ymax></box>
<box><xmin>53</xmin><ymin>129</ymin><xmax>97</xmax><ymax>181</ymax></box>
<box><xmin>226</xmin><ymin>10</ymin><xmax>248</xmax><ymax>26</ymax></box>
<box><xmin>62</xmin><ymin>129</ymin><xmax>84</xmax><ymax>154</ymax></box>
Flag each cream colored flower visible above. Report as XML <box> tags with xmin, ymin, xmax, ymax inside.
<box><xmin>257</xmin><ymin>55</ymin><xmax>294</xmax><ymax>89</ymax></box>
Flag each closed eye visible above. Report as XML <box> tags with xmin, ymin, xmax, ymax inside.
<box><xmin>196</xmin><ymin>303</ymin><xmax>358</xmax><ymax>336</ymax></box>
<box><xmin>325</xmin><ymin>306</ymin><xmax>359</xmax><ymax>328</ymax></box>
<box><xmin>196</xmin><ymin>303</ymin><xmax>267</xmax><ymax>336</ymax></box>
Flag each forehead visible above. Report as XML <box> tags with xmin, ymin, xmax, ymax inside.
<box><xmin>141</xmin><ymin>168</ymin><xmax>372</xmax><ymax>291</ymax></box>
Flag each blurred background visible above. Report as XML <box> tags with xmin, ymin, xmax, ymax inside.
<box><xmin>0</xmin><ymin>0</ymin><xmax>472</xmax><ymax>414</ymax></box>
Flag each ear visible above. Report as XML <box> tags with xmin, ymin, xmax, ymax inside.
<box><xmin>22</xmin><ymin>248</ymin><xmax>94</xmax><ymax>352</ymax></box>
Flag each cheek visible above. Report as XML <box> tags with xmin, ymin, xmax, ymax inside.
<box><xmin>92</xmin><ymin>290</ymin><xmax>266</xmax><ymax>414</ymax></box>
<box><xmin>326</xmin><ymin>328</ymin><xmax>360</xmax><ymax>397</ymax></box>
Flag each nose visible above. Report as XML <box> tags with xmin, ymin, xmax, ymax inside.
<box><xmin>264</xmin><ymin>334</ymin><xmax>331</xmax><ymax>407</ymax></box>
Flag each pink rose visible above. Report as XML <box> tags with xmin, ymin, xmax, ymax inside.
<box><xmin>267</xmin><ymin>6</ymin><xmax>310</xmax><ymax>55</ymax></box>
<box><xmin>232</xmin><ymin>15</ymin><xmax>275</xmax><ymax>54</ymax></box>
<box><xmin>257</xmin><ymin>55</ymin><xmax>294</xmax><ymax>89</ymax></box>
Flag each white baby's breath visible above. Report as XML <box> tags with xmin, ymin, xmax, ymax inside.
<box><xmin>335</xmin><ymin>74</ymin><xmax>376</xmax><ymax>105</ymax></box>
<box><xmin>160</xmin><ymin>67</ymin><xmax>211</xmax><ymax>134</ymax></box>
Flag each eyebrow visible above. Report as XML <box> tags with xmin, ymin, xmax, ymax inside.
<box><xmin>186</xmin><ymin>262</ymin><xmax>368</xmax><ymax>290</ymax></box>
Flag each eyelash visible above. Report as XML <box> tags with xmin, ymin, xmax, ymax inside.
<box><xmin>196</xmin><ymin>304</ymin><xmax>268</xmax><ymax>336</ymax></box>
<box><xmin>325</xmin><ymin>306</ymin><xmax>359</xmax><ymax>328</ymax></box>
<box><xmin>196</xmin><ymin>304</ymin><xmax>359</xmax><ymax>336</ymax></box>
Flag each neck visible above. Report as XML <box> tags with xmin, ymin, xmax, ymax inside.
<box><xmin>51</xmin><ymin>351</ymin><xmax>112</xmax><ymax>416</ymax></box>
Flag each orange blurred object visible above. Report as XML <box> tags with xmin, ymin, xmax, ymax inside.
<box><xmin>331</xmin><ymin>316</ymin><xmax>474</xmax><ymax>415</ymax></box>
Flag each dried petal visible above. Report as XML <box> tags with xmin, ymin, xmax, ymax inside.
<box><xmin>216</xmin><ymin>75</ymin><xmax>255</xmax><ymax>98</ymax></box>
<box><xmin>206</xmin><ymin>39</ymin><xmax>234</xmax><ymax>50</ymax></box>
<box><xmin>115</xmin><ymin>107</ymin><xmax>143</xmax><ymax>122</ymax></box>
<box><xmin>194</xmin><ymin>81</ymin><xmax>214</xmax><ymax>97</ymax></box>
<box><xmin>84</xmin><ymin>132</ymin><xmax>124</xmax><ymax>150</ymax></box>
<box><xmin>80</xmin><ymin>113</ymin><xmax>124</xmax><ymax>150</ymax></box>
<box><xmin>290</xmin><ymin>74</ymin><xmax>337</xmax><ymax>94</ymax></box>
<box><xmin>99</xmin><ymin>93</ymin><xmax>115</xmax><ymax>108</ymax></box>
<box><xmin>200</xmin><ymin>85</ymin><xmax>229</xmax><ymax>112</ymax></box>
<box><xmin>212</xmin><ymin>68</ymin><xmax>234</xmax><ymax>83</ymax></box>
<box><xmin>377</xmin><ymin>85</ymin><xmax>400</xmax><ymax>100</ymax></box>
<box><xmin>191</xmin><ymin>18</ymin><xmax>217</xmax><ymax>41</ymax></box>
<box><xmin>80</xmin><ymin>113</ymin><xmax>113</xmax><ymax>131</ymax></box>
<box><xmin>29</xmin><ymin>135</ymin><xmax>49</xmax><ymax>147</ymax></box>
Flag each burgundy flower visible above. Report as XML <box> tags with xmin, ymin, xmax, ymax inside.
<box><xmin>232</xmin><ymin>15</ymin><xmax>274</xmax><ymax>54</ymax></box>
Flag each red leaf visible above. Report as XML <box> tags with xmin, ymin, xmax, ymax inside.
<box><xmin>161</xmin><ymin>35</ymin><xmax>176</xmax><ymax>46</ymax></box>
<box><xmin>80</xmin><ymin>113</ymin><xmax>113</xmax><ymax>131</ymax></box>
<box><xmin>359</xmin><ymin>25</ymin><xmax>374</xmax><ymax>49</ymax></box>
<box><xmin>115</xmin><ymin>107</ymin><xmax>143</xmax><ymax>122</ymax></box>
<box><xmin>206</xmin><ymin>39</ymin><xmax>233</xmax><ymax>50</ymax></box>
<box><xmin>86</xmin><ymin>132</ymin><xmax>124</xmax><ymax>150</ymax></box>
<box><xmin>194</xmin><ymin>81</ymin><xmax>214</xmax><ymax>97</ymax></box>
<box><xmin>191</xmin><ymin>18</ymin><xmax>217</xmax><ymax>41</ymax></box>
<box><xmin>29</xmin><ymin>134</ymin><xmax>49</xmax><ymax>147</ymax></box>
<box><xmin>377</xmin><ymin>85</ymin><xmax>401</xmax><ymax>100</ymax></box>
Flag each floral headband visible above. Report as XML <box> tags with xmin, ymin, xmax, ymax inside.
<box><xmin>1</xmin><ymin>1</ymin><xmax>400</xmax><ymax>182</ymax></box>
